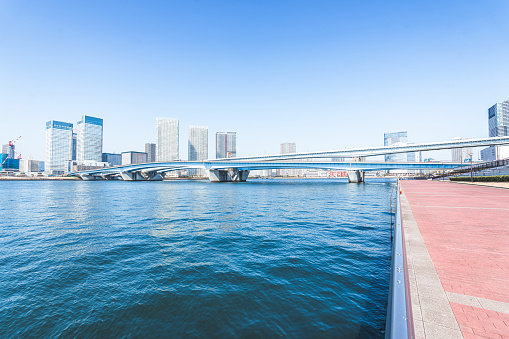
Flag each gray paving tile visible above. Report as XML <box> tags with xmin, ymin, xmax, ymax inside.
<box><xmin>424</xmin><ymin>322</ymin><xmax>463</xmax><ymax>339</ymax></box>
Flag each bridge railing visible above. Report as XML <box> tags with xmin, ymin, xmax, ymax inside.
<box><xmin>385</xmin><ymin>181</ymin><xmax>414</xmax><ymax>338</ymax></box>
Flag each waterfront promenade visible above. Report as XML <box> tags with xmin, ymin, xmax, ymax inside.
<box><xmin>401</xmin><ymin>180</ymin><xmax>509</xmax><ymax>338</ymax></box>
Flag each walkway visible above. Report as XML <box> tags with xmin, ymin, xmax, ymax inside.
<box><xmin>400</xmin><ymin>180</ymin><xmax>509</xmax><ymax>339</ymax></box>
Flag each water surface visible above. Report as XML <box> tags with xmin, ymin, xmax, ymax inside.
<box><xmin>0</xmin><ymin>179</ymin><xmax>395</xmax><ymax>338</ymax></box>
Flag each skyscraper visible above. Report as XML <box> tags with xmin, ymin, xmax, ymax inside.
<box><xmin>482</xmin><ymin>100</ymin><xmax>509</xmax><ymax>161</ymax></box>
<box><xmin>72</xmin><ymin>133</ymin><xmax>77</xmax><ymax>161</ymax></box>
<box><xmin>76</xmin><ymin>115</ymin><xmax>103</xmax><ymax>162</ymax></box>
<box><xmin>280</xmin><ymin>142</ymin><xmax>296</xmax><ymax>154</ymax></box>
<box><xmin>216</xmin><ymin>132</ymin><xmax>236</xmax><ymax>159</ymax></box>
<box><xmin>156</xmin><ymin>118</ymin><xmax>179</xmax><ymax>161</ymax></box>
<box><xmin>45</xmin><ymin>120</ymin><xmax>73</xmax><ymax>175</ymax></box>
<box><xmin>188</xmin><ymin>126</ymin><xmax>208</xmax><ymax>176</ymax></box>
<box><xmin>489</xmin><ymin>100</ymin><xmax>509</xmax><ymax>137</ymax></box>
<box><xmin>384</xmin><ymin>131</ymin><xmax>408</xmax><ymax>162</ymax></box>
<box><xmin>279</xmin><ymin>142</ymin><xmax>297</xmax><ymax>177</ymax></box>
<box><xmin>145</xmin><ymin>143</ymin><xmax>156</xmax><ymax>162</ymax></box>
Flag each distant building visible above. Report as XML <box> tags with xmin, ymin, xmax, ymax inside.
<box><xmin>145</xmin><ymin>143</ymin><xmax>156</xmax><ymax>163</ymax></box>
<box><xmin>102</xmin><ymin>153</ymin><xmax>122</xmax><ymax>166</ymax></box>
<box><xmin>156</xmin><ymin>118</ymin><xmax>179</xmax><ymax>161</ymax></box>
<box><xmin>20</xmin><ymin>159</ymin><xmax>40</xmax><ymax>173</ymax></box>
<box><xmin>481</xmin><ymin>146</ymin><xmax>509</xmax><ymax>162</ymax></box>
<box><xmin>482</xmin><ymin>100</ymin><xmax>509</xmax><ymax>161</ymax></box>
<box><xmin>489</xmin><ymin>100</ymin><xmax>509</xmax><ymax>138</ymax></box>
<box><xmin>122</xmin><ymin>151</ymin><xmax>147</xmax><ymax>165</ymax></box>
<box><xmin>216</xmin><ymin>132</ymin><xmax>236</xmax><ymax>159</ymax></box>
<box><xmin>45</xmin><ymin>120</ymin><xmax>73</xmax><ymax>175</ymax></box>
<box><xmin>279</xmin><ymin>142</ymin><xmax>297</xmax><ymax>177</ymax></box>
<box><xmin>76</xmin><ymin>115</ymin><xmax>103</xmax><ymax>162</ymax></box>
<box><xmin>188</xmin><ymin>126</ymin><xmax>208</xmax><ymax>176</ymax></box>
<box><xmin>383</xmin><ymin>131</ymin><xmax>417</xmax><ymax>162</ymax></box>
<box><xmin>451</xmin><ymin>137</ymin><xmax>473</xmax><ymax>163</ymax></box>
<box><xmin>68</xmin><ymin>160</ymin><xmax>109</xmax><ymax>173</ymax></box>
<box><xmin>1</xmin><ymin>143</ymin><xmax>15</xmax><ymax>159</ymax></box>
<box><xmin>72</xmin><ymin>133</ymin><xmax>77</xmax><ymax>161</ymax></box>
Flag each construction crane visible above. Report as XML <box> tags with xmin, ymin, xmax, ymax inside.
<box><xmin>1</xmin><ymin>135</ymin><xmax>22</xmax><ymax>166</ymax></box>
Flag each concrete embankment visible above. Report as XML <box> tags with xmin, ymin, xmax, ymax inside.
<box><xmin>400</xmin><ymin>180</ymin><xmax>509</xmax><ymax>338</ymax></box>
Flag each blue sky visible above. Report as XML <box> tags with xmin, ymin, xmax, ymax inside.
<box><xmin>1</xmin><ymin>0</ymin><xmax>509</xmax><ymax>160</ymax></box>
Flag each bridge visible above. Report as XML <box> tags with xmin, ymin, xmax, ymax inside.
<box><xmin>74</xmin><ymin>160</ymin><xmax>466</xmax><ymax>183</ymax></box>
<box><xmin>72</xmin><ymin>136</ymin><xmax>509</xmax><ymax>183</ymax></box>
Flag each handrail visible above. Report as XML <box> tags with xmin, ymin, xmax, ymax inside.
<box><xmin>385</xmin><ymin>181</ymin><xmax>414</xmax><ymax>338</ymax></box>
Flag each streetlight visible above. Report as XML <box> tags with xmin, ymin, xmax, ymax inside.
<box><xmin>469</xmin><ymin>153</ymin><xmax>473</xmax><ymax>182</ymax></box>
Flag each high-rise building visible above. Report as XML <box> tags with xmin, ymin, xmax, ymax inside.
<box><xmin>156</xmin><ymin>118</ymin><xmax>179</xmax><ymax>161</ymax></box>
<box><xmin>280</xmin><ymin>142</ymin><xmax>296</xmax><ymax>154</ymax></box>
<box><xmin>482</xmin><ymin>100</ymin><xmax>509</xmax><ymax>161</ymax></box>
<box><xmin>188</xmin><ymin>126</ymin><xmax>208</xmax><ymax>176</ymax></box>
<box><xmin>384</xmin><ymin>131</ymin><xmax>417</xmax><ymax>163</ymax></box>
<box><xmin>451</xmin><ymin>137</ymin><xmax>473</xmax><ymax>163</ymax></box>
<box><xmin>45</xmin><ymin>120</ymin><xmax>73</xmax><ymax>175</ymax></box>
<box><xmin>489</xmin><ymin>100</ymin><xmax>509</xmax><ymax>137</ymax></box>
<box><xmin>145</xmin><ymin>143</ymin><xmax>156</xmax><ymax>162</ymax></box>
<box><xmin>216</xmin><ymin>132</ymin><xmax>236</xmax><ymax>159</ymax></box>
<box><xmin>76</xmin><ymin>115</ymin><xmax>103</xmax><ymax>162</ymax></box>
<box><xmin>1</xmin><ymin>143</ymin><xmax>15</xmax><ymax>159</ymax></box>
<box><xmin>72</xmin><ymin>133</ymin><xmax>77</xmax><ymax>161</ymax></box>
<box><xmin>384</xmin><ymin>131</ymin><xmax>408</xmax><ymax>162</ymax></box>
<box><xmin>279</xmin><ymin>142</ymin><xmax>297</xmax><ymax>177</ymax></box>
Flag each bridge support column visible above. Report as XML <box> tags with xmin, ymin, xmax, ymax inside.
<box><xmin>80</xmin><ymin>175</ymin><xmax>103</xmax><ymax>180</ymax></box>
<box><xmin>209</xmin><ymin>168</ymin><xmax>250</xmax><ymax>182</ymax></box>
<box><xmin>347</xmin><ymin>170</ymin><xmax>364</xmax><ymax>183</ymax></box>
<box><xmin>120</xmin><ymin>171</ymin><xmax>164</xmax><ymax>181</ymax></box>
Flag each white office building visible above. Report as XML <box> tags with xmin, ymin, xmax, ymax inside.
<box><xmin>279</xmin><ymin>142</ymin><xmax>298</xmax><ymax>177</ymax></box>
<box><xmin>76</xmin><ymin>115</ymin><xmax>103</xmax><ymax>162</ymax></box>
<box><xmin>188</xmin><ymin>125</ymin><xmax>208</xmax><ymax>176</ymax></box>
<box><xmin>216</xmin><ymin>132</ymin><xmax>236</xmax><ymax>159</ymax></box>
<box><xmin>451</xmin><ymin>137</ymin><xmax>473</xmax><ymax>163</ymax></box>
<box><xmin>45</xmin><ymin>120</ymin><xmax>73</xmax><ymax>175</ymax></box>
<box><xmin>156</xmin><ymin>118</ymin><xmax>179</xmax><ymax>161</ymax></box>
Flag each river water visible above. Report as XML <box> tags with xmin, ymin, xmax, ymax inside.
<box><xmin>0</xmin><ymin>178</ymin><xmax>395</xmax><ymax>338</ymax></box>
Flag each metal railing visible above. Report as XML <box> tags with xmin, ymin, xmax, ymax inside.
<box><xmin>432</xmin><ymin>158</ymin><xmax>509</xmax><ymax>179</ymax></box>
<box><xmin>385</xmin><ymin>182</ymin><xmax>414</xmax><ymax>338</ymax></box>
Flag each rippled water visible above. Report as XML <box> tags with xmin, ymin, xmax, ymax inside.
<box><xmin>0</xmin><ymin>179</ymin><xmax>395</xmax><ymax>338</ymax></box>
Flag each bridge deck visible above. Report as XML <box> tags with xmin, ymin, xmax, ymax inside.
<box><xmin>400</xmin><ymin>180</ymin><xmax>509</xmax><ymax>338</ymax></box>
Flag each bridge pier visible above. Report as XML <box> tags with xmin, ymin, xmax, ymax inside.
<box><xmin>120</xmin><ymin>171</ymin><xmax>163</xmax><ymax>181</ymax></box>
<box><xmin>209</xmin><ymin>168</ymin><xmax>250</xmax><ymax>182</ymax></box>
<box><xmin>347</xmin><ymin>170</ymin><xmax>364</xmax><ymax>183</ymax></box>
<box><xmin>80</xmin><ymin>174</ymin><xmax>103</xmax><ymax>180</ymax></box>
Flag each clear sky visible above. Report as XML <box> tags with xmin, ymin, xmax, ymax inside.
<box><xmin>1</xmin><ymin>0</ymin><xmax>509</xmax><ymax>161</ymax></box>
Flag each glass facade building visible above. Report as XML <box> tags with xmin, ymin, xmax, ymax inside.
<box><xmin>488</xmin><ymin>100</ymin><xmax>509</xmax><ymax>137</ymax></box>
<box><xmin>216</xmin><ymin>132</ymin><xmax>236</xmax><ymax>159</ymax></box>
<box><xmin>77</xmin><ymin>115</ymin><xmax>103</xmax><ymax>162</ymax></box>
<box><xmin>156</xmin><ymin>118</ymin><xmax>179</xmax><ymax>161</ymax></box>
<box><xmin>45</xmin><ymin>120</ymin><xmax>73</xmax><ymax>175</ymax></box>
<box><xmin>188</xmin><ymin>125</ymin><xmax>208</xmax><ymax>176</ymax></box>
<box><xmin>102</xmin><ymin>153</ymin><xmax>122</xmax><ymax>166</ymax></box>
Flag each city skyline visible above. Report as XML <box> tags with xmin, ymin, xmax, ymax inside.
<box><xmin>1</xmin><ymin>1</ymin><xmax>509</xmax><ymax>161</ymax></box>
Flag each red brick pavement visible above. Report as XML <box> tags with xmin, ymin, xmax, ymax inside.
<box><xmin>400</xmin><ymin>181</ymin><xmax>509</xmax><ymax>338</ymax></box>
